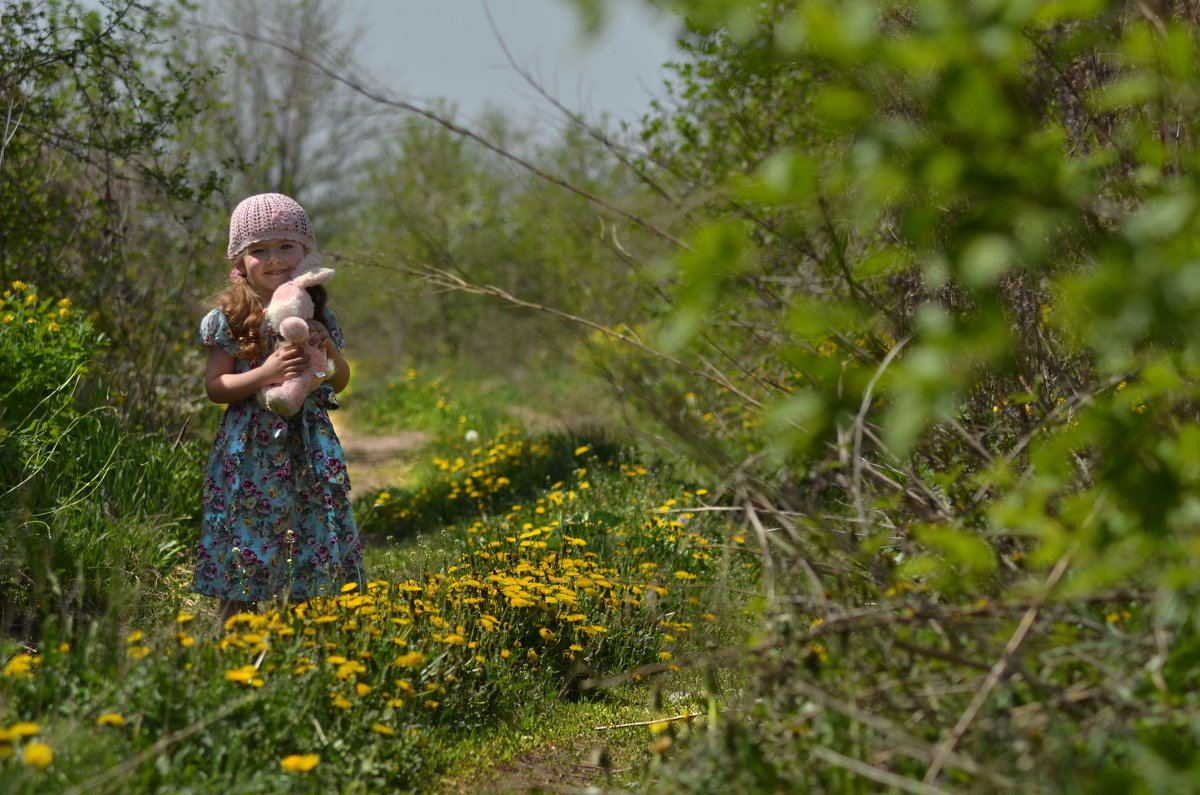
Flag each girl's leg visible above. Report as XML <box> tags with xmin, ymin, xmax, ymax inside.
<box><xmin>218</xmin><ymin>598</ymin><xmax>258</xmax><ymax>624</ymax></box>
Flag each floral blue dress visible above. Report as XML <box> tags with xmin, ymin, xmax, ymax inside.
<box><xmin>192</xmin><ymin>307</ymin><xmax>364</xmax><ymax>602</ymax></box>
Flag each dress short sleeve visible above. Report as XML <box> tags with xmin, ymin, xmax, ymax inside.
<box><xmin>199</xmin><ymin>307</ymin><xmax>240</xmax><ymax>356</ymax></box>
<box><xmin>323</xmin><ymin>308</ymin><xmax>346</xmax><ymax>351</ymax></box>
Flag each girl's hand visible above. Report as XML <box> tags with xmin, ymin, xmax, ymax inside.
<box><xmin>262</xmin><ymin>343</ymin><xmax>309</xmax><ymax>382</ymax></box>
<box><xmin>307</xmin><ymin>320</ymin><xmax>334</xmax><ymax>353</ymax></box>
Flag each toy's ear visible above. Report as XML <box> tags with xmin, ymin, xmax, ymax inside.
<box><xmin>292</xmin><ymin>266</ymin><xmax>334</xmax><ymax>289</ymax></box>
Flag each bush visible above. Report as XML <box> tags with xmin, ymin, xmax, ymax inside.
<box><xmin>0</xmin><ymin>282</ymin><xmax>203</xmax><ymax>632</ymax></box>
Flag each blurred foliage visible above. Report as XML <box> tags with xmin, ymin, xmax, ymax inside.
<box><xmin>569</xmin><ymin>0</ymin><xmax>1200</xmax><ymax>790</ymax></box>
<box><xmin>333</xmin><ymin>108</ymin><xmax>670</xmax><ymax>374</ymax></box>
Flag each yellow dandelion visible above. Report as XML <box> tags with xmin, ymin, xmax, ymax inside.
<box><xmin>2</xmin><ymin>654</ymin><xmax>34</xmax><ymax>679</ymax></box>
<box><xmin>395</xmin><ymin>650</ymin><xmax>425</xmax><ymax>668</ymax></box>
<box><xmin>96</xmin><ymin>713</ymin><xmax>126</xmax><ymax>728</ymax></box>
<box><xmin>11</xmin><ymin>280</ymin><xmax>27</xmax><ymax>290</ymax></box>
<box><xmin>9</xmin><ymin>722</ymin><xmax>40</xmax><ymax>738</ymax></box>
<box><xmin>659</xmin><ymin>651</ymin><xmax>673</xmax><ymax>661</ymax></box>
<box><xmin>280</xmin><ymin>753</ymin><xmax>320</xmax><ymax>772</ymax></box>
<box><xmin>371</xmin><ymin>722</ymin><xmax>395</xmax><ymax>736</ymax></box>
<box><xmin>340</xmin><ymin>582</ymin><xmax>359</xmax><ymax>593</ymax></box>
<box><xmin>331</xmin><ymin>694</ymin><xmax>353</xmax><ymax>710</ymax></box>
<box><xmin>538</xmin><ymin>628</ymin><xmax>555</xmax><ymax>641</ymax></box>
<box><xmin>22</xmin><ymin>742</ymin><xmax>52</xmax><ymax>770</ymax></box>
<box><xmin>356</xmin><ymin>683</ymin><xmax>372</xmax><ymax>697</ymax></box>
<box><xmin>175</xmin><ymin>611</ymin><xmax>194</xmax><ymax>624</ymax></box>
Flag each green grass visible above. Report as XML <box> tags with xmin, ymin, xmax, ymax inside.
<box><xmin>0</xmin><ymin>361</ymin><xmax>755</xmax><ymax>792</ymax></box>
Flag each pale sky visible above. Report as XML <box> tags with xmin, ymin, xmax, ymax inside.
<box><xmin>339</xmin><ymin>0</ymin><xmax>684</xmax><ymax>125</ymax></box>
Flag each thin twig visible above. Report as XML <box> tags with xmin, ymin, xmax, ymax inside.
<box><xmin>811</xmin><ymin>745</ymin><xmax>952</xmax><ymax>795</ymax></box>
<box><xmin>850</xmin><ymin>336</ymin><xmax>910</xmax><ymax>529</ymax></box>
<box><xmin>594</xmin><ymin>712</ymin><xmax>703</xmax><ymax>731</ymax></box>
<box><xmin>923</xmin><ymin>547</ymin><xmax>1075</xmax><ymax>784</ymax></box>
<box><xmin>208</xmin><ymin>25</ymin><xmax>690</xmax><ymax>252</ymax></box>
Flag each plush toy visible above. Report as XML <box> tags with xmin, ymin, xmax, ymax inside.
<box><xmin>259</xmin><ymin>260</ymin><xmax>336</xmax><ymax>417</ymax></box>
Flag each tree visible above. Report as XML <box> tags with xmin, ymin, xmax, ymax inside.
<box><xmin>195</xmin><ymin>0</ymin><xmax>379</xmax><ymax>217</ymax></box>
<box><xmin>338</xmin><ymin>106</ymin><xmax>656</xmax><ymax>376</ymax></box>
<box><xmin>0</xmin><ymin>0</ymin><xmax>224</xmax><ymax>420</ymax></box>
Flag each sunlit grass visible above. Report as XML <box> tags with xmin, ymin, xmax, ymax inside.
<box><xmin>0</xmin><ymin>397</ymin><xmax>752</xmax><ymax>792</ymax></box>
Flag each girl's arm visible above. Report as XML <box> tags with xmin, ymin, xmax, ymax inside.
<box><xmin>324</xmin><ymin>342</ymin><xmax>350</xmax><ymax>394</ymax></box>
<box><xmin>308</xmin><ymin>321</ymin><xmax>351</xmax><ymax>394</ymax></box>
<box><xmin>205</xmin><ymin>345</ymin><xmax>309</xmax><ymax>405</ymax></box>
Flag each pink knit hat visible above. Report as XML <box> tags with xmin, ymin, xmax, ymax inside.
<box><xmin>227</xmin><ymin>193</ymin><xmax>317</xmax><ymax>263</ymax></box>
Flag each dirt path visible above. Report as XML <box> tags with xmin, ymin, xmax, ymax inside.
<box><xmin>331</xmin><ymin>413</ymin><xmax>429</xmax><ymax>493</ymax></box>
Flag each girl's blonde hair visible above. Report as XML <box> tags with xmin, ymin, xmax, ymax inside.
<box><xmin>218</xmin><ymin>277</ymin><xmax>268</xmax><ymax>360</ymax></box>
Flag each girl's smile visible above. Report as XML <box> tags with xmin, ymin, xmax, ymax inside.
<box><xmin>240</xmin><ymin>238</ymin><xmax>304</xmax><ymax>299</ymax></box>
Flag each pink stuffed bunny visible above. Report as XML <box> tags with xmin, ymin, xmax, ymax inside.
<box><xmin>259</xmin><ymin>262</ymin><xmax>336</xmax><ymax>417</ymax></box>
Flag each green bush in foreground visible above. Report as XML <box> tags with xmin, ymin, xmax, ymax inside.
<box><xmin>580</xmin><ymin>1</ymin><xmax>1200</xmax><ymax>790</ymax></box>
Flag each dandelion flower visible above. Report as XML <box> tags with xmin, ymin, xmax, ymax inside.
<box><xmin>175</xmin><ymin>611</ymin><xmax>194</xmax><ymax>624</ymax></box>
<box><xmin>224</xmin><ymin>666</ymin><xmax>256</xmax><ymax>684</ymax></box>
<box><xmin>6</xmin><ymin>722</ymin><xmax>40</xmax><ymax>739</ymax></box>
<box><xmin>372</xmin><ymin>722</ymin><xmax>395</xmax><ymax>736</ymax></box>
<box><xmin>2</xmin><ymin>654</ymin><xmax>34</xmax><ymax>679</ymax></box>
<box><xmin>395</xmin><ymin>651</ymin><xmax>425</xmax><ymax>668</ymax></box>
<box><xmin>356</xmin><ymin>683</ymin><xmax>372</xmax><ymax>697</ymax></box>
<box><xmin>280</xmin><ymin>753</ymin><xmax>320</xmax><ymax>772</ymax></box>
<box><xmin>96</xmin><ymin>713</ymin><xmax>126</xmax><ymax>728</ymax></box>
<box><xmin>22</xmin><ymin>742</ymin><xmax>52</xmax><ymax>770</ymax></box>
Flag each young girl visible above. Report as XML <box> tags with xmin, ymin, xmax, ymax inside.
<box><xmin>192</xmin><ymin>192</ymin><xmax>364</xmax><ymax>620</ymax></box>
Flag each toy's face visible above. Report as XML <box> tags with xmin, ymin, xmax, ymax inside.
<box><xmin>239</xmin><ymin>238</ymin><xmax>304</xmax><ymax>300</ymax></box>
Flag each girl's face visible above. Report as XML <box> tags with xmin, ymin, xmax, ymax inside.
<box><xmin>239</xmin><ymin>238</ymin><xmax>304</xmax><ymax>300</ymax></box>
